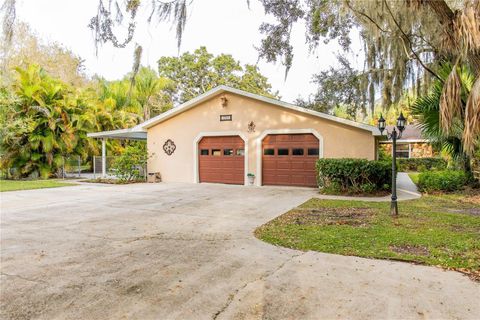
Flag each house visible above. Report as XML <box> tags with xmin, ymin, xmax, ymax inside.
<box><xmin>378</xmin><ymin>125</ymin><xmax>434</xmax><ymax>159</ymax></box>
<box><xmin>88</xmin><ymin>86</ymin><xmax>382</xmax><ymax>187</ymax></box>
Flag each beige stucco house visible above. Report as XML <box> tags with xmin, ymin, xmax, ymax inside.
<box><xmin>88</xmin><ymin>86</ymin><xmax>381</xmax><ymax>187</ymax></box>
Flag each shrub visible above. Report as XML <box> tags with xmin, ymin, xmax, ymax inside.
<box><xmin>397</xmin><ymin>157</ymin><xmax>447</xmax><ymax>172</ymax></box>
<box><xmin>316</xmin><ymin>158</ymin><xmax>391</xmax><ymax>194</ymax></box>
<box><xmin>417</xmin><ymin>170</ymin><xmax>467</xmax><ymax>192</ymax></box>
<box><xmin>111</xmin><ymin>143</ymin><xmax>148</xmax><ymax>182</ymax></box>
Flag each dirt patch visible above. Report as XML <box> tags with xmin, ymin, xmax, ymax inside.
<box><xmin>462</xmin><ymin>196</ymin><xmax>480</xmax><ymax>206</ymax></box>
<box><xmin>277</xmin><ymin>207</ymin><xmax>375</xmax><ymax>227</ymax></box>
<box><xmin>446</xmin><ymin>208</ymin><xmax>480</xmax><ymax>216</ymax></box>
<box><xmin>319</xmin><ymin>189</ymin><xmax>390</xmax><ymax>197</ymax></box>
<box><xmin>390</xmin><ymin>245</ymin><xmax>430</xmax><ymax>256</ymax></box>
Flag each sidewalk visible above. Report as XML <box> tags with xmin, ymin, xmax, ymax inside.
<box><xmin>314</xmin><ymin>172</ymin><xmax>421</xmax><ymax>202</ymax></box>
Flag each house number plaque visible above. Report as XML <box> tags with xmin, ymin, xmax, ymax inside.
<box><xmin>220</xmin><ymin>114</ymin><xmax>232</xmax><ymax>121</ymax></box>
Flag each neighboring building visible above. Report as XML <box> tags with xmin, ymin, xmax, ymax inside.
<box><xmin>378</xmin><ymin>125</ymin><xmax>434</xmax><ymax>159</ymax></box>
<box><xmin>89</xmin><ymin>86</ymin><xmax>382</xmax><ymax>187</ymax></box>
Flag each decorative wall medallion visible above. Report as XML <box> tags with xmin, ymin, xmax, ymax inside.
<box><xmin>163</xmin><ymin>139</ymin><xmax>176</xmax><ymax>155</ymax></box>
<box><xmin>247</xmin><ymin>121</ymin><xmax>256</xmax><ymax>133</ymax></box>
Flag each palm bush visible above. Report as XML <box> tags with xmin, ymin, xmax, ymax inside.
<box><xmin>411</xmin><ymin>64</ymin><xmax>477</xmax><ymax>175</ymax></box>
<box><xmin>0</xmin><ymin>65</ymin><xmax>139</xmax><ymax>178</ymax></box>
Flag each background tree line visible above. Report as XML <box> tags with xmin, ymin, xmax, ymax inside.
<box><xmin>1</xmin><ymin>0</ymin><xmax>479</xmax><ymax>177</ymax></box>
<box><xmin>0</xmin><ymin>24</ymin><xmax>277</xmax><ymax>178</ymax></box>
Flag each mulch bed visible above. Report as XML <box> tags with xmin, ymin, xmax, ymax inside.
<box><xmin>83</xmin><ymin>178</ymin><xmax>145</xmax><ymax>184</ymax></box>
<box><xmin>276</xmin><ymin>207</ymin><xmax>375</xmax><ymax>227</ymax></box>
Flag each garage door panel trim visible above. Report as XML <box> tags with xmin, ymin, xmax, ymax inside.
<box><xmin>194</xmin><ymin>131</ymin><xmax>248</xmax><ymax>185</ymax></box>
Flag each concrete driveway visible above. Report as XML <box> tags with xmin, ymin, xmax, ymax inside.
<box><xmin>1</xmin><ymin>183</ymin><xmax>478</xmax><ymax>319</ymax></box>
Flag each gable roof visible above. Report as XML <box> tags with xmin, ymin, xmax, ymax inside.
<box><xmin>379</xmin><ymin>125</ymin><xmax>428</xmax><ymax>143</ymax></box>
<box><xmin>140</xmin><ymin>85</ymin><xmax>381</xmax><ymax>135</ymax></box>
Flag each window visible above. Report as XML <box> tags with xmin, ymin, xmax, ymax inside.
<box><xmin>292</xmin><ymin>148</ymin><xmax>304</xmax><ymax>156</ymax></box>
<box><xmin>395</xmin><ymin>144</ymin><xmax>410</xmax><ymax>158</ymax></box>
<box><xmin>264</xmin><ymin>148</ymin><xmax>274</xmax><ymax>156</ymax></box>
<box><xmin>223</xmin><ymin>149</ymin><xmax>234</xmax><ymax>156</ymax></box>
<box><xmin>308</xmin><ymin>148</ymin><xmax>319</xmax><ymax>156</ymax></box>
<box><xmin>200</xmin><ymin>149</ymin><xmax>209</xmax><ymax>156</ymax></box>
<box><xmin>212</xmin><ymin>149</ymin><xmax>221</xmax><ymax>156</ymax></box>
<box><xmin>236</xmin><ymin>149</ymin><xmax>245</xmax><ymax>156</ymax></box>
<box><xmin>278</xmin><ymin>148</ymin><xmax>289</xmax><ymax>156</ymax></box>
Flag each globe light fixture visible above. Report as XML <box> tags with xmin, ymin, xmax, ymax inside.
<box><xmin>377</xmin><ymin>113</ymin><xmax>407</xmax><ymax>216</ymax></box>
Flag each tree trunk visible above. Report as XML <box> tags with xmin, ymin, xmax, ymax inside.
<box><xmin>464</xmin><ymin>153</ymin><xmax>473</xmax><ymax>178</ymax></box>
<box><xmin>425</xmin><ymin>0</ymin><xmax>480</xmax><ymax>75</ymax></box>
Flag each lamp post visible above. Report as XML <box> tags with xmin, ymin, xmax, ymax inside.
<box><xmin>377</xmin><ymin>112</ymin><xmax>406</xmax><ymax>216</ymax></box>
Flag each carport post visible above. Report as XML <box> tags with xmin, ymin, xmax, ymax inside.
<box><xmin>102</xmin><ymin>138</ymin><xmax>106</xmax><ymax>178</ymax></box>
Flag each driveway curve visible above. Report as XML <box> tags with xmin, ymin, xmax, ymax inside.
<box><xmin>1</xmin><ymin>182</ymin><xmax>478</xmax><ymax>319</ymax></box>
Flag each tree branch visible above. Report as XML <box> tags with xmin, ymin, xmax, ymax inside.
<box><xmin>345</xmin><ymin>0</ymin><xmax>388</xmax><ymax>34</ymax></box>
<box><xmin>383</xmin><ymin>0</ymin><xmax>442</xmax><ymax>82</ymax></box>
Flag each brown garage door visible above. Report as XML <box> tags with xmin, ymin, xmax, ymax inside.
<box><xmin>199</xmin><ymin>136</ymin><xmax>245</xmax><ymax>184</ymax></box>
<box><xmin>262</xmin><ymin>134</ymin><xmax>319</xmax><ymax>187</ymax></box>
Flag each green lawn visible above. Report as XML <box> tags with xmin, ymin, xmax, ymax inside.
<box><xmin>0</xmin><ymin>179</ymin><xmax>77</xmax><ymax>192</ymax></box>
<box><xmin>255</xmin><ymin>192</ymin><xmax>480</xmax><ymax>278</ymax></box>
<box><xmin>408</xmin><ymin>172</ymin><xmax>420</xmax><ymax>184</ymax></box>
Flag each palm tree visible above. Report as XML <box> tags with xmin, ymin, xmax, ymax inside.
<box><xmin>131</xmin><ymin>67</ymin><xmax>173</xmax><ymax>121</ymax></box>
<box><xmin>411</xmin><ymin>63</ymin><xmax>477</xmax><ymax>174</ymax></box>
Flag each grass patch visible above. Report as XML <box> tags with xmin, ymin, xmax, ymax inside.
<box><xmin>255</xmin><ymin>191</ymin><xmax>480</xmax><ymax>279</ymax></box>
<box><xmin>408</xmin><ymin>172</ymin><xmax>420</xmax><ymax>185</ymax></box>
<box><xmin>0</xmin><ymin>179</ymin><xmax>77</xmax><ymax>192</ymax></box>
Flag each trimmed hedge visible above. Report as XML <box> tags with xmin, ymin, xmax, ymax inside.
<box><xmin>397</xmin><ymin>157</ymin><xmax>447</xmax><ymax>172</ymax></box>
<box><xmin>316</xmin><ymin>158</ymin><xmax>391</xmax><ymax>194</ymax></box>
<box><xmin>417</xmin><ymin>170</ymin><xmax>467</xmax><ymax>192</ymax></box>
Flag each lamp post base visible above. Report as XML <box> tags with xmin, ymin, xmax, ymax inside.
<box><xmin>391</xmin><ymin>200</ymin><xmax>398</xmax><ymax>216</ymax></box>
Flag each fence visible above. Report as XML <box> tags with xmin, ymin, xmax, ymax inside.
<box><xmin>62</xmin><ymin>156</ymin><xmax>92</xmax><ymax>178</ymax></box>
<box><xmin>2</xmin><ymin>155</ymin><xmax>147</xmax><ymax>180</ymax></box>
<box><xmin>63</xmin><ymin>156</ymin><xmax>120</xmax><ymax>179</ymax></box>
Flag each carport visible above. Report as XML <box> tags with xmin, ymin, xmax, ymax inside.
<box><xmin>87</xmin><ymin>127</ymin><xmax>147</xmax><ymax>177</ymax></box>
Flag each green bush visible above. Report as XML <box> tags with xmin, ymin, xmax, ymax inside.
<box><xmin>417</xmin><ymin>170</ymin><xmax>467</xmax><ymax>192</ymax></box>
<box><xmin>316</xmin><ymin>158</ymin><xmax>391</xmax><ymax>194</ymax></box>
<box><xmin>111</xmin><ymin>143</ymin><xmax>148</xmax><ymax>182</ymax></box>
<box><xmin>397</xmin><ymin>157</ymin><xmax>447</xmax><ymax>172</ymax></box>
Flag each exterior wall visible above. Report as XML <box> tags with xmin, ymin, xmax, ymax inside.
<box><xmin>410</xmin><ymin>143</ymin><xmax>435</xmax><ymax>158</ymax></box>
<box><xmin>379</xmin><ymin>142</ymin><xmax>435</xmax><ymax>158</ymax></box>
<box><xmin>147</xmin><ymin>92</ymin><xmax>376</xmax><ymax>184</ymax></box>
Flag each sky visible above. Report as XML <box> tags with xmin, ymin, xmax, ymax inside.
<box><xmin>15</xmin><ymin>0</ymin><xmax>361</xmax><ymax>103</ymax></box>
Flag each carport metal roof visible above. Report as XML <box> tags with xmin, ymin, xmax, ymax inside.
<box><xmin>87</xmin><ymin>128</ymin><xmax>147</xmax><ymax>140</ymax></box>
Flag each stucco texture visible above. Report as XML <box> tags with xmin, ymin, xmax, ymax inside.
<box><xmin>147</xmin><ymin>92</ymin><xmax>376</xmax><ymax>184</ymax></box>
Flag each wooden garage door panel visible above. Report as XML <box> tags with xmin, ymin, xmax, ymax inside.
<box><xmin>291</xmin><ymin>161</ymin><xmax>305</xmax><ymax>170</ymax></box>
<box><xmin>199</xmin><ymin>136</ymin><xmax>244</xmax><ymax>185</ymax></box>
<box><xmin>276</xmin><ymin>161</ymin><xmax>291</xmax><ymax>169</ymax></box>
<box><xmin>262</xmin><ymin>134</ymin><xmax>319</xmax><ymax>187</ymax></box>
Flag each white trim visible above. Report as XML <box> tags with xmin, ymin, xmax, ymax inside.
<box><xmin>87</xmin><ymin>127</ymin><xmax>147</xmax><ymax>140</ymax></box>
<box><xmin>193</xmin><ymin>131</ymin><xmax>249</xmax><ymax>185</ymax></box>
<box><xmin>101</xmin><ymin>138</ymin><xmax>106</xmax><ymax>178</ymax></box>
<box><xmin>255</xmin><ymin>129</ymin><xmax>324</xmax><ymax>186</ymax></box>
<box><xmin>141</xmin><ymin>85</ymin><xmax>380</xmax><ymax>135</ymax></box>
